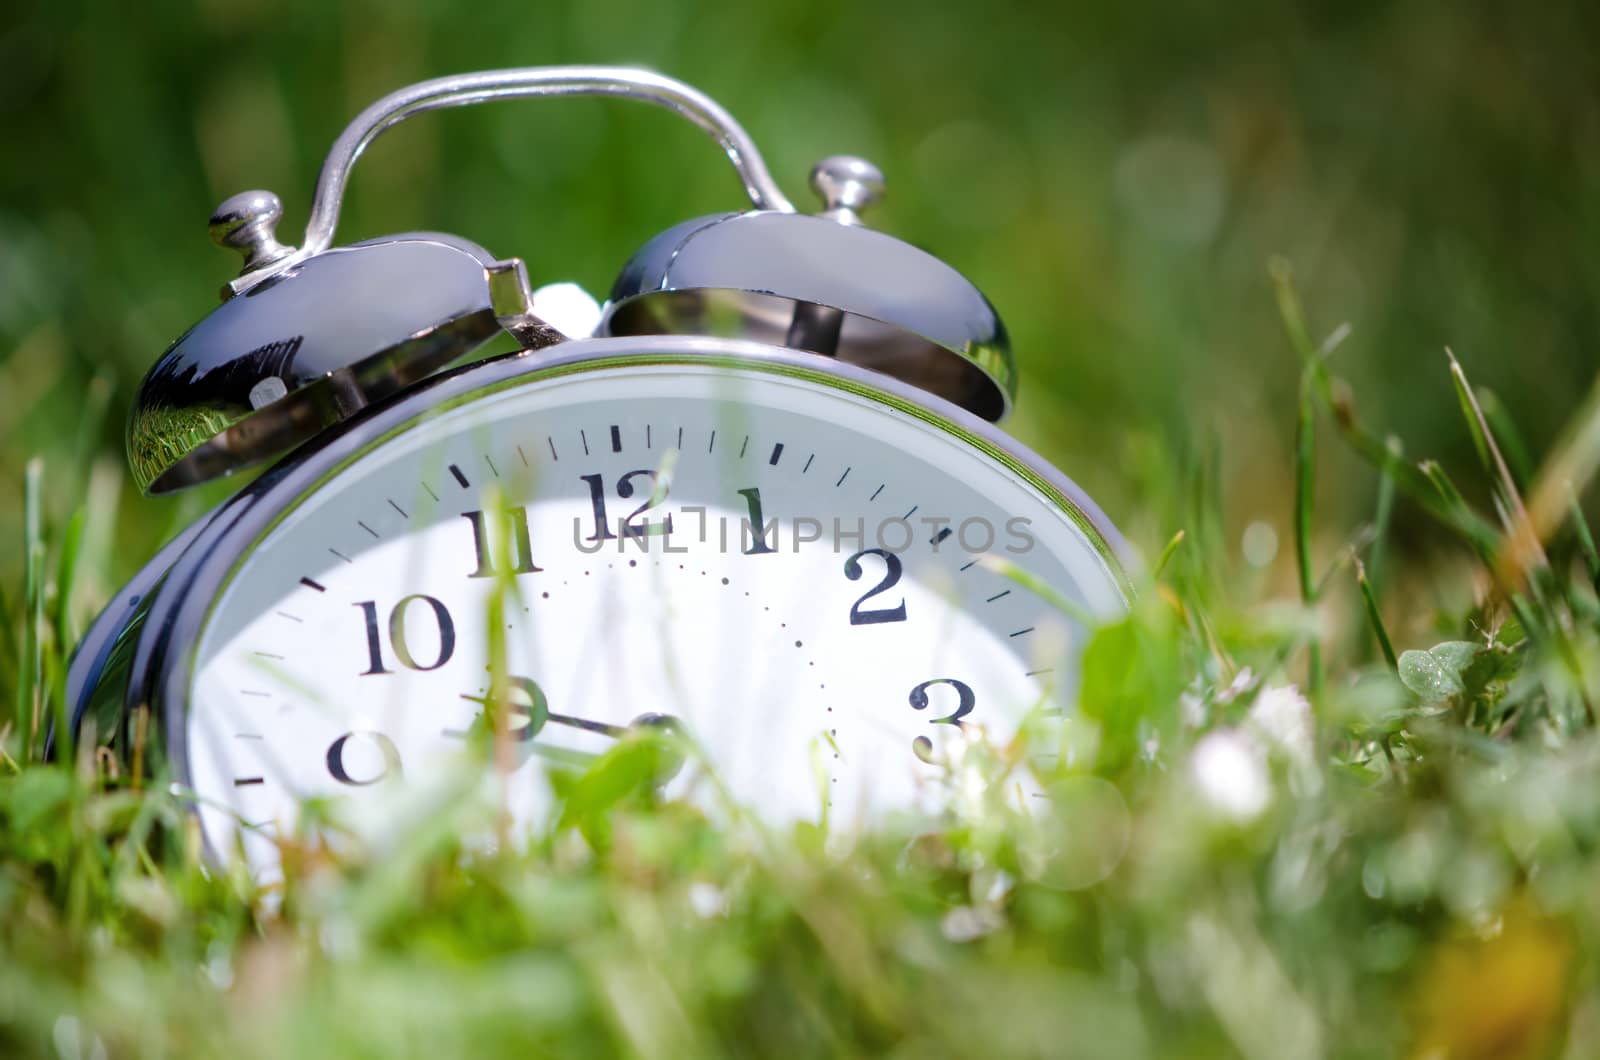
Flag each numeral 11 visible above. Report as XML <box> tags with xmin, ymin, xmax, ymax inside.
<box><xmin>462</xmin><ymin>507</ymin><xmax>542</xmax><ymax>578</ymax></box>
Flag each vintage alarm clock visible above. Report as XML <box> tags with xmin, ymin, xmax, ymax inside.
<box><xmin>67</xmin><ymin>66</ymin><xmax>1130</xmax><ymax>878</ymax></box>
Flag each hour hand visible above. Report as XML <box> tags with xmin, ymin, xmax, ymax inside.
<box><xmin>449</xmin><ymin>679</ymin><xmax>681</xmax><ymax>743</ymax></box>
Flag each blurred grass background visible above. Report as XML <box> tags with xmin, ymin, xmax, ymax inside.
<box><xmin>2</xmin><ymin>0</ymin><xmax>1598</xmax><ymax>603</ymax></box>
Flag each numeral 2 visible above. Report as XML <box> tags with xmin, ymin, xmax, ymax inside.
<box><xmin>844</xmin><ymin>548</ymin><xmax>907</xmax><ymax>625</ymax></box>
<box><xmin>355</xmin><ymin>595</ymin><xmax>456</xmax><ymax>675</ymax></box>
<box><xmin>463</xmin><ymin>507</ymin><xmax>542</xmax><ymax>578</ymax></box>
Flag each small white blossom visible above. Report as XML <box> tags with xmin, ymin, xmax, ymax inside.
<box><xmin>1215</xmin><ymin>666</ymin><xmax>1259</xmax><ymax>705</ymax></box>
<box><xmin>688</xmin><ymin>881</ymin><xmax>729</xmax><ymax>919</ymax></box>
<box><xmin>941</xmin><ymin>904</ymin><xmax>1004</xmax><ymax>942</ymax></box>
<box><xmin>1247</xmin><ymin>684</ymin><xmax>1315</xmax><ymax>769</ymax></box>
<box><xmin>1190</xmin><ymin>729</ymin><xmax>1271</xmax><ymax>822</ymax></box>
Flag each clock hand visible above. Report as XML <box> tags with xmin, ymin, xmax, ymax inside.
<box><xmin>454</xmin><ymin>690</ymin><xmax>683</xmax><ymax>742</ymax></box>
<box><xmin>450</xmin><ymin>692</ymin><xmax>688</xmax><ymax>787</ymax></box>
<box><xmin>544</xmin><ymin>709</ymin><xmax>624</xmax><ymax>737</ymax></box>
<box><xmin>452</xmin><ymin>690</ymin><xmax>619</xmax><ymax>739</ymax></box>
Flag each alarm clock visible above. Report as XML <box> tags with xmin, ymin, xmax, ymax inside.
<box><xmin>67</xmin><ymin>66</ymin><xmax>1131</xmax><ymax>879</ymax></box>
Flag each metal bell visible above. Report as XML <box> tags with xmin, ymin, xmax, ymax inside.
<box><xmin>125</xmin><ymin>202</ymin><xmax>549</xmax><ymax>494</ymax></box>
<box><xmin>601</xmin><ymin>155</ymin><xmax>1015</xmax><ymax>421</ymax></box>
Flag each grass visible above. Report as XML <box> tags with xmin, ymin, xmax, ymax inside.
<box><xmin>3</xmin><ymin>270</ymin><xmax>1600</xmax><ymax>1059</ymax></box>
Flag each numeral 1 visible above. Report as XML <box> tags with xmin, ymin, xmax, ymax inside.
<box><xmin>736</xmin><ymin>487</ymin><xmax>777</xmax><ymax>555</ymax></box>
<box><xmin>579</xmin><ymin>473</ymin><xmax>618</xmax><ymax>542</ymax></box>
<box><xmin>462</xmin><ymin>507</ymin><xmax>542</xmax><ymax>578</ymax></box>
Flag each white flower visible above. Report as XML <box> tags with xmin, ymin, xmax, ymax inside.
<box><xmin>1215</xmin><ymin>666</ymin><xmax>1259</xmax><ymax>705</ymax></box>
<box><xmin>1246</xmin><ymin>684</ymin><xmax>1316</xmax><ymax>771</ymax></box>
<box><xmin>687</xmin><ymin>881</ymin><xmax>729</xmax><ymax>919</ymax></box>
<box><xmin>941</xmin><ymin>904</ymin><xmax>1004</xmax><ymax>942</ymax></box>
<box><xmin>1190</xmin><ymin>729</ymin><xmax>1271</xmax><ymax>822</ymax></box>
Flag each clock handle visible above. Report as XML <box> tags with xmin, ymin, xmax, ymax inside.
<box><xmin>223</xmin><ymin>66</ymin><xmax>796</xmax><ymax>296</ymax></box>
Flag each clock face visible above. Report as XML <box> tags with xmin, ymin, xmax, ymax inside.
<box><xmin>179</xmin><ymin>346</ymin><xmax>1127</xmax><ymax>879</ymax></box>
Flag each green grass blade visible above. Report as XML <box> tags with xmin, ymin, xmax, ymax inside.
<box><xmin>1355</xmin><ymin>557</ymin><xmax>1398</xmax><ymax>672</ymax></box>
<box><xmin>1152</xmin><ymin>529</ymin><xmax>1187</xmax><ymax>581</ymax></box>
<box><xmin>1522</xmin><ymin>370</ymin><xmax>1600</xmax><ymax>566</ymax></box>
<box><xmin>17</xmin><ymin>459</ymin><xmax>45</xmax><ymax>761</ymax></box>
<box><xmin>1476</xmin><ymin>386</ymin><xmax>1534</xmax><ymax>487</ymax></box>
<box><xmin>1447</xmin><ymin>348</ymin><xmax>1546</xmax><ymax>579</ymax></box>
<box><xmin>1293</xmin><ymin>367</ymin><xmax>1324</xmax><ymax>699</ymax></box>
<box><xmin>1568</xmin><ymin>488</ymin><xmax>1600</xmax><ymax>590</ymax></box>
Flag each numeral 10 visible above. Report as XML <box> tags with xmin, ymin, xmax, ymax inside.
<box><xmin>355</xmin><ymin>595</ymin><xmax>456</xmax><ymax>675</ymax></box>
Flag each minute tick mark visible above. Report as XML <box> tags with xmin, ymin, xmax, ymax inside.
<box><xmin>903</xmin><ymin>505</ymin><xmax>919</xmax><ymax>519</ymax></box>
<box><xmin>1008</xmin><ymin>627</ymin><xmax>1035</xmax><ymax>638</ymax></box>
<box><xmin>275</xmin><ymin>610</ymin><xmax>303</xmax><ymax>623</ymax></box>
<box><xmin>253</xmin><ymin>651</ymin><xmax>285</xmax><ymax>660</ymax></box>
<box><xmin>449</xmin><ymin>464</ymin><xmax>470</xmax><ymax>488</ymax></box>
<box><xmin>708</xmin><ymin>430</ymin><xmax>717</xmax><ymax>453</ymax></box>
<box><xmin>547</xmin><ymin>436</ymin><xmax>559</xmax><ymax>461</ymax></box>
<box><xmin>836</xmin><ymin>467</ymin><xmax>851</xmax><ymax>487</ymax></box>
<box><xmin>421</xmin><ymin>481</ymin><xmax>439</xmax><ymax>502</ymax></box>
<box><xmin>870</xmin><ymin>484</ymin><xmax>886</xmax><ymax>501</ymax></box>
<box><xmin>802</xmin><ymin>453</ymin><xmax>814</xmax><ymax>473</ymax></box>
<box><xmin>388</xmin><ymin>498</ymin><xmax>409</xmax><ymax>518</ymax></box>
<box><xmin>739</xmin><ymin>435</ymin><xmax>750</xmax><ymax>458</ymax></box>
<box><xmin>517</xmin><ymin>445</ymin><xmax>529</xmax><ymax>467</ymax></box>
<box><xmin>328</xmin><ymin>548</ymin><xmax>352</xmax><ymax>564</ymax></box>
<box><xmin>958</xmin><ymin>560</ymin><xmax>978</xmax><ymax>572</ymax></box>
<box><xmin>986</xmin><ymin>589</ymin><xmax>1012</xmax><ymax>603</ymax></box>
<box><xmin>580</xmin><ymin>430</ymin><xmax>590</xmax><ymax>456</ymax></box>
<box><xmin>484</xmin><ymin>454</ymin><xmax>500</xmax><ymax>478</ymax></box>
<box><xmin>357</xmin><ymin>520</ymin><xmax>379</xmax><ymax>539</ymax></box>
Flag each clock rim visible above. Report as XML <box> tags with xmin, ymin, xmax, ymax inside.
<box><xmin>115</xmin><ymin>335</ymin><xmax>1132</xmax><ymax>861</ymax></box>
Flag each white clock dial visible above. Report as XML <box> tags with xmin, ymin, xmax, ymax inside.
<box><xmin>184</xmin><ymin>356</ymin><xmax>1126</xmax><ymax>878</ymax></box>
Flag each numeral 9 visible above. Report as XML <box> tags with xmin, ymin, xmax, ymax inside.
<box><xmin>326</xmin><ymin>730</ymin><xmax>403</xmax><ymax>786</ymax></box>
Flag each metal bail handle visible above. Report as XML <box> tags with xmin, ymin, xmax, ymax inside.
<box><xmin>220</xmin><ymin>65</ymin><xmax>798</xmax><ymax>295</ymax></box>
